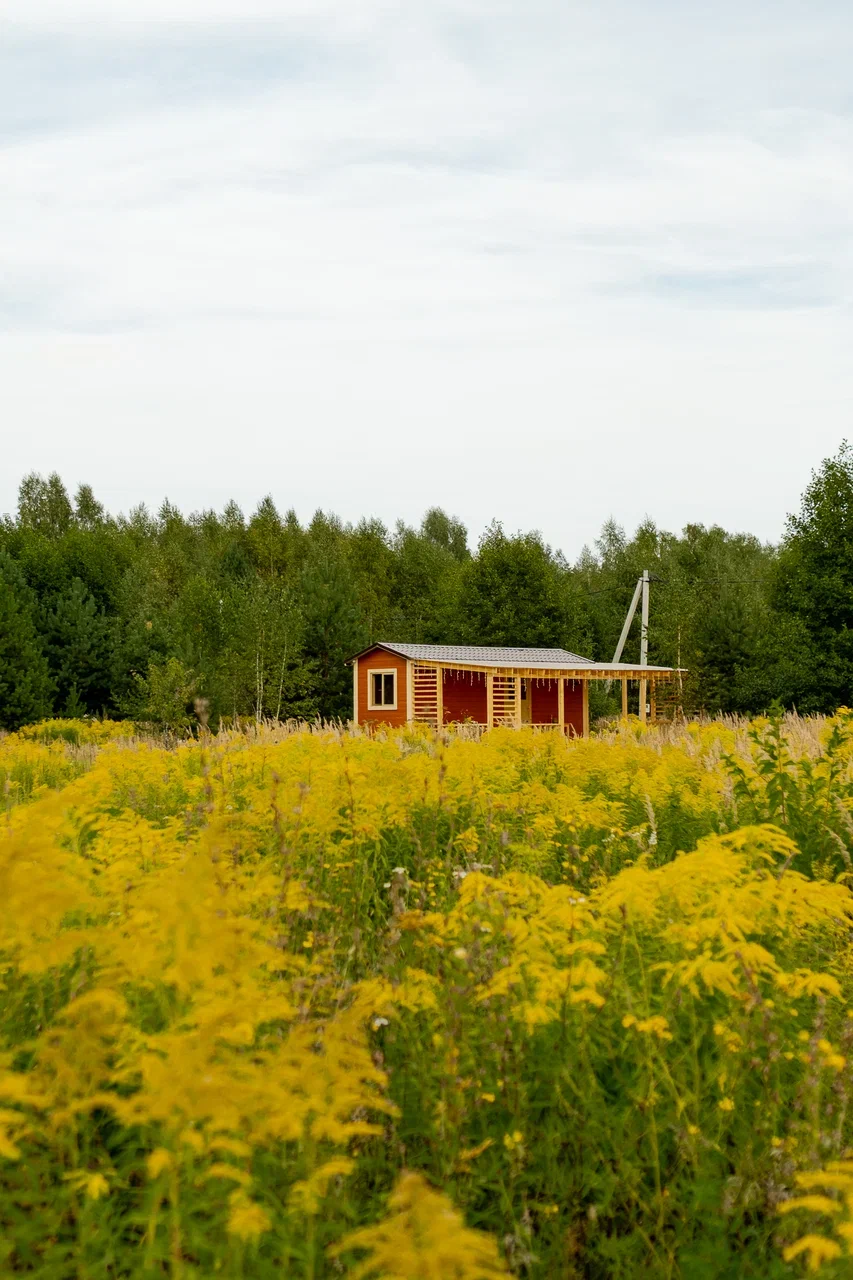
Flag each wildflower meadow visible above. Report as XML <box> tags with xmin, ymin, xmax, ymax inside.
<box><xmin>4</xmin><ymin>712</ymin><xmax>853</xmax><ymax>1277</ymax></box>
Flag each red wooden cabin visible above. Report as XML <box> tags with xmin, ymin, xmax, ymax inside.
<box><xmin>349</xmin><ymin>643</ymin><xmax>679</xmax><ymax>735</ymax></box>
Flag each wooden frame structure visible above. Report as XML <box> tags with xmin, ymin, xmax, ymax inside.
<box><xmin>350</xmin><ymin>643</ymin><xmax>682</xmax><ymax>736</ymax></box>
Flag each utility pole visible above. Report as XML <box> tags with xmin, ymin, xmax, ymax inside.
<box><xmin>611</xmin><ymin>576</ymin><xmax>643</xmax><ymax>667</ymax></box>
<box><xmin>639</xmin><ymin>569</ymin><xmax>649</xmax><ymax>723</ymax></box>
<box><xmin>610</xmin><ymin>569</ymin><xmax>652</xmax><ymax>719</ymax></box>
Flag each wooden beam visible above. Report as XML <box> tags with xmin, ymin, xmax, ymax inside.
<box><xmin>621</xmin><ymin>676</ymin><xmax>628</xmax><ymax>719</ymax></box>
<box><xmin>639</xmin><ymin>677</ymin><xmax>648</xmax><ymax>724</ymax></box>
<box><xmin>486</xmin><ymin>672</ymin><xmax>494</xmax><ymax>729</ymax></box>
<box><xmin>514</xmin><ymin>675</ymin><xmax>522</xmax><ymax>728</ymax></box>
<box><xmin>436</xmin><ymin>665</ymin><xmax>444</xmax><ymax>728</ymax></box>
<box><xmin>353</xmin><ymin>659</ymin><xmax>359</xmax><ymax>723</ymax></box>
<box><xmin>421</xmin><ymin>661</ymin><xmax>681</xmax><ymax>682</ymax></box>
<box><xmin>406</xmin><ymin>660</ymin><xmax>414</xmax><ymax>725</ymax></box>
<box><xmin>557</xmin><ymin>677</ymin><xmax>565</xmax><ymax>733</ymax></box>
<box><xmin>650</xmin><ymin>679</ymin><xmax>656</xmax><ymax>724</ymax></box>
<box><xmin>582</xmin><ymin>681</ymin><xmax>590</xmax><ymax>738</ymax></box>
<box><xmin>612</xmin><ymin>575</ymin><xmax>644</xmax><ymax>665</ymax></box>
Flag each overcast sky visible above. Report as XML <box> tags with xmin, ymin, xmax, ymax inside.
<box><xmin>2</xmin><ymin>1</ymin><xmax>851</xmax><ymax>557</ymax></box>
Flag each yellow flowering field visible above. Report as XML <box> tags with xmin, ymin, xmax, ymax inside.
<box><xmin>3</xmin><ymin>712</ymin><xmax>853</xmax><ymax>1277</ymax></box>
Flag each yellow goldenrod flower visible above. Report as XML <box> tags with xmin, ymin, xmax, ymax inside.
<box><xmin>782</xmin><ymin>1234</ymin><xmax>842</xmax><ymax>1270</ymax></box>
<box><xmin>64</xmin><ymin>1170</ymin><xmax>111</xmax><ymax>1200</ymax></box>
<box><xmin>146</xmin><ymin>1148</ymin><xmax>173</xmax><ymax>1179</ymax></box>
<box><xmin>329</xmin><ymin>1172</ymin><xmax>506</xmax><ymax>1277</ymax></box>
<box><xmin>226</xmin><ymin>1191</ymin><xmax>272</xmax><ymax>1241</ymax></box>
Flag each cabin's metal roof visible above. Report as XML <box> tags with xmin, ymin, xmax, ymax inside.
<box><xmin>350</xmin><ymin>642</ymin><xmax>678</xmax><ymax>674</ymax></box>
<box><xmin>366</xmin><ymin>643</ymin><xmax>594</xmax><ymax>667</ymax></box>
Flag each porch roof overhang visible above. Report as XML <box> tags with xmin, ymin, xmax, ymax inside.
<box><xmin>410</xmin><ymin>662</ymin><xmax>682</xmax><ymax>681</ymax></box>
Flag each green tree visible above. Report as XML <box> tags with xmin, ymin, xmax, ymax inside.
<box><xmin>0</xmin><ymin>552</ymin><xmax>54</xmax><ymax>728</ymax></box>
<box><xmin>17</xmin><ymin>472</ymin><xmax>73</xmax><ymax>538</ymax></box>
<box><xmin>220</xmin><ymin>501</ymin><xmax>252</xmax><ymax>579</ymax></box>
<box><xmin>41</xmin><ymin>578</ymin><xmax>113</xmax><ymax>716</ymax></box>
<box><xmin>247</xmin><ymin>497</ymin><xmax>297</xmax><ymax>577</ymax></box>
<box><xmin>420</xmin><ymin>507</ymin><xmax>469</xmax><ymax>561</ymax></box>
<box><xmin>460</xmin><ymin>523</ymin><xmax>587</xmax><ymax>649</ymax></box>
<box><xmin>347</xmin><ymin>519</ymin><xmax>398</xmax><ymax>641</ymax></box>
<box><xmin>775</xmin><ymin>441</ymin><xmax>853</xmax><ymax>710</ymax></box>
<box><xmin>218</xmin><ymin>578</ymin><xmax>309</xmax><ymax>722</ymax></box>
<box><xmin>579</xmin><ymin>518</ymin><xmax>782</xmax><ymax>715</ymax></box>
<box><xmin>301</xmin><ymin>548</ymin><xmax>367</xmax><ymax>720</ymax></box>
<box><xmin>730</xmin><ymin>613</ymin><xmax>821</xmax><ymax>714</ymax></box>
<box><xmin>390</xmin><ymin>520</ymin><xmax>464</xmax><ymax>643</ymax></box>
<box><xmin>73</xmin><ymin>483</ymin><xmax>105</xmax><ymax>529</ymax></box>
<box><xmin>125</xmin><ymin>657</ymin><xmax>199</xmax><ymax>734</ymax></box>
<box><xmin>692</xmin><ymin>590</ymin><xmax>757</xmax><ymax>712</ymax></box>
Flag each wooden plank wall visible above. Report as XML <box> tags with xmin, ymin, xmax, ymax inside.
<box><xmin>529</xmin><ymin>678</ymin><xmax>558</xmax><ymax>723</ymax></box>
<box><xmin>564</xmin><ymin>680</ymin><xmax>584</xmax><ymax>736</ymax></box>
<box><xmin>441</xmin><ymin>669</ymin><xmax>488</xmax><ymax>724</ymax></box>
<box><xmin>356</xmin><ymin>647</ymin><xmax>409</xmax><ymax>727</ymax></box>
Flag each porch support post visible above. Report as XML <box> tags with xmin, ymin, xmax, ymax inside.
<box><xmin>621</xmin><ymin>676</ymin><xmax>628</xmax><ymax>719</ymax></box>
<box><xmin>435</xmin><ymin>665</ymin><xmax>444</xmax><ymax>728</ymax></box>
<box><xmin>514</xmin><ymin>675</ymin><xmax>522</xmax><ymax>728</ymax></box>
<box><xmin>557</xmin><ymin>677</ymin><xmax>565</xmax><ymax>733</ymax></box>
<box><xmin>582</xmin><ymin>680</ymin><xmax>590</xmax><ymax>738</ymax></box>
<box><xmin>639</xmin><ymin>567</ymin><xmax>650</xmax><ymax>725</ymax></box>
<box><xmin>486</xmin><ymin>672</ymin><xmax>494</xmax><ymax>729</ymax></box>
<box><xmin>406</xmin><ymin>661</ymin><xmax>414</xmax><ymax>725</ymax></box>
<box><xmin>650</xmin><ymin>678</ymin><xmax>656</xmax><ymax>724</ymax></box>
<box><xmin>353</xmin><ymin>659</ymin><xmax>359</xmax><ymax>724</ymax></box>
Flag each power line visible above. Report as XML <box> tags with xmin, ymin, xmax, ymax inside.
<box><xmin>585</xmin><ymin>575</ymin><xmax>767</xmax><ymax>596</ymax></box>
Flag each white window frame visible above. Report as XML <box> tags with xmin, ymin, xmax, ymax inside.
<box><xmin>367</xmin><ymin>668</ymin><xmax>398</xmax><ymax>711</ymax></box>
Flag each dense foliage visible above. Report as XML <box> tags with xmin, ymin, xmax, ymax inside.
<box><xmin>3</xmin><ymin>714</ymin><xmax>853</xmax><ymax>1276</ymax></box>
<box><xmin>4</xmin><ymin>443</ymin><xmax>853</xmax><ymax>730</ymax></box>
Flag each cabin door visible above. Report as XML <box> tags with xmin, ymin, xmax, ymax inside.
<box><xmin>520</xmin><ymin>679</ymin><xmax>532</xmax><ymax>724</ymax></box>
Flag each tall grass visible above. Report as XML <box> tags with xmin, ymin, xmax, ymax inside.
<box><xmin>1</xmin><ymin>712</ymin><xmax>853</xmax><ymax>1276</ymax></box>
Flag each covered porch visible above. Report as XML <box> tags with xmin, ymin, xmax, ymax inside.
<box><xmin>411</xmin><ymin>660</ymin><xmax>677</xmax><ymax>734</ymax></box>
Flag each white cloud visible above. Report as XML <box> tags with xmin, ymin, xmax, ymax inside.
<box><xmin>2</xmin><ymin>1</ymin><xmax>852</xmax><ymax>552</ymax></box>
<box><xmin>0</xmin><ymin>0</ymin><xmax>391</xmax><ymax>25</ymax></box>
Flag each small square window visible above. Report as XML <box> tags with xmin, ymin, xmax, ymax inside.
<box><xmin>368</xmin><ymin>669</ymin><xmax>397</xmax><ymax>709</ymax></box>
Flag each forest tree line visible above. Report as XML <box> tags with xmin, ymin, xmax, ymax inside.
<box><xmin>2</xmin><ymin>443</ymin><xmax>853</xmax><ymax>731</ymax></box>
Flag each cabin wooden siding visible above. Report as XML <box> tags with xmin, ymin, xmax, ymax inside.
<box><xmin>529</xmin><ymin>678</ymin><xmax>558</xmax><ymax>723</ymax></box>
<box><xmin>564</xmin><ymin>679</ymin><xmax>584</xmax><ymax>736</ymax></box>
<box><xmin>442</xmin><ymin>669</ymin><xmax>488</xmax><ymax>724</ymax></box>
<box><xmin>355</xmin><ymin>646</ymin><xmax>409</xmax><ymax>727</ymax></box>
<box><xmin>526</xmin><ymin>678</ymin><xmax>583</xmax><ymax>733</ymax></box>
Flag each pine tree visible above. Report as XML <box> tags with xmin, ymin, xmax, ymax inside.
<box><xmin>41</xmin><ymin>578</ymin><xmax>112</xmax><ymax>715</ymax></box>
<box><xmin>247</xmin><ymin>497</ymin><xmax>288</xmax><ymax>577</ymax></box>
<box><xmin>776</xmin><ymin>441</ymin><xmax>853</xmax><ymax>708</ymax></box>
<box><xmin>0</xmin><ymin>552</ymin><xmax>54</xmax><ymax>728</ymax></box>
